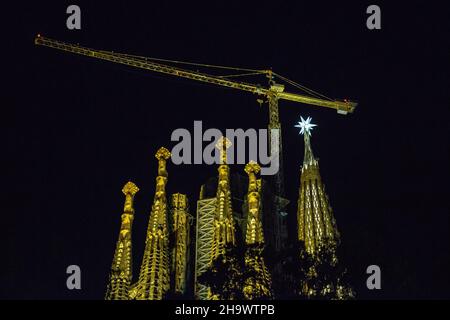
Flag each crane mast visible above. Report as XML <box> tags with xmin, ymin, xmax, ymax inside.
<box><xmin>35</xmin><ymin>34</ymin><xmax>357</xmax><ymax>252</ymax></box>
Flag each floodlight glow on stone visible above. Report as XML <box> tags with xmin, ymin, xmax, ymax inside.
<box><xmin>295</xmin><ymin>116</ymin><xmax>317</xmax><ymax>136</ymax></box>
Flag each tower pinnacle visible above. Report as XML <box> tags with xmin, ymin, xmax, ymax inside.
<box><xmin>211</xmin><ymin>137</ymin><xmax>235</xmax><ymax>262</ymax></box>
<box><xmin>244</xmin><ymin>161</ymin><xmax>264</xmax><ymax>245</ymax></box>
<box><xmin>295</xmin><ymin>116</ymin><xmax>317</xmax><ymax>167</ymax></box>
<box><xmin>216</xmin><ymin>136</ymin><xmax>232</xmax><ymax>164</ymax></box>
<box><xmin>105</xmin><ymin>181</ymin><xmax>139</xmax><ymax>300</ymax></box>
<box><xmin>135</xmin><ymin>147</ymin><xmax>171</xmax><ymax>300</ymax></box>
<box><xmin>156</xmin><ymin>147</ymin><xmax>171</xmax><ymax>177</ymax></box>
<box><xmin>243</xmin><ymin>161</ymin><xmax>273</xmax><ymax>299</ymax></box>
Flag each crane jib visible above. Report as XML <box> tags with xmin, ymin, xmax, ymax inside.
<box><xmin>35</xmin><ymin>35</ymin><xmax>357</xmax><ymax>114</ymax></box>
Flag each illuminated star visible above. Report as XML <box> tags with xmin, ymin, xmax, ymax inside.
<box><xmin>295</xmin><ymin>116</ymin><xmax>317</xmax><ymax>136</ymax></box>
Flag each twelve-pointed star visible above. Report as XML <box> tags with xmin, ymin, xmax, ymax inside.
<box><xmin>295</xmin><ymin>116</ymin><xmax>317</xmax><ymax>136</ymax></box>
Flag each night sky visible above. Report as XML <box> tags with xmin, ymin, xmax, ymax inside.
<box><xmin>3</xmin><ymin>2</ymin><xmax>449</xmax><ymax>299</ymax></box>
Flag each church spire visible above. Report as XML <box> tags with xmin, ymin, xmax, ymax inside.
<box><xmin>243</xmin><ymin>161</ymin><xmax>273</xmax><ymax>299</ymax></box>
<box><xmin>295</xmin><ymin>116</ymin><xmax>317</xmax><ymax>167</ymax></box>
<box><xmin>295</xmin><ymin>116</ymin><xmax>339</xmax><ymax>255</ymax></box>
<box><xmin>210</xmin><ymin>137</ymin><xmax>236</xmax><ymax>263</ymax></box>
<box><xmin>244</xmin><ymin>161</ymin><xmax>264</xmax><ymax>246</ymax></box>
<box><xmin>135</xmin><ymin>147</ymin><xmax>171</xmax><ymax>300</ymax></box>
<box><xmin>295</xmin><ymin>116</ymin><xmax>355</xmax><ymax>299</ymax></box>
<box><xmin>105</xmin><ymin>181</ymin><xmax>139</xmax><ymax>300</ymax></box>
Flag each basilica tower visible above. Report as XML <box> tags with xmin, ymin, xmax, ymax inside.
<box><xmin>135</xmin><ymin>147</ymin><xmax>171</xmax><ymax>300</ymax></box>
<box><xmin>105</xmin><ymin>181</ymin><xmax>139</xmax><ymax>300</ymax></box>
<box><xmin>295</xmin><ymin>116</ymin><xmax>353</xmax><ymax>299</ymax></box>
<box><xmin>210</xmin><ymin>137</ymin><xmax>236</xmax><ymax>262</ymax></box>
<box><xmin>296</xmin><ymin>117</ymin><xmax>339</xmax><ymax>255</ymax></box>
<box><xmin>242</xmin><ymin>161</ymin><xmax>273</xmax><ymax>300</ymax></box>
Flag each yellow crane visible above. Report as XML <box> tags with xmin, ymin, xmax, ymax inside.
<box><xmin>34</xmin><ymin>33</ymin><xmax>357</xmax><ymax>184</ymax></box>
<box><xmin>34</xmin><ymin>34</ymin><xmax>357</xmax><ymax>245</ymax></box>
<box><xmin>34</xmin><ymin>35</ymin><xmax>356</xmax><ymax>114</ymax></box>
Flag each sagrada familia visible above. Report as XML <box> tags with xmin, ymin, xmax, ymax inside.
<box><xmin>104</xmin><ymin>118</ymin><xmax>354</xmax><ymax>300</ymax></box>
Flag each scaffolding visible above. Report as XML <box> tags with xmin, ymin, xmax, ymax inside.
<box><xmin>194</xmin><ymin>198</ymin><xmax>216</xmax><ymax>300</ymax></box>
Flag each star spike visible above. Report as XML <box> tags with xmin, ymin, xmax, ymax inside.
<box><xmin>295</xmin><ymin>116</ymin><xmax>317</xmax><ymax>136</ymax></box>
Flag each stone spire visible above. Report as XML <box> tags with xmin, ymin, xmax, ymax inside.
<box><xmin>135</xmin><ymin>147</ymin><xmax>171</xmax><ymax>300</ymax></box>
<box><xmin>242</xmin><ymin>161</ymin><xmax>273</xmax><ymax>299</ymax></box>
<box><xmin>105</xmin><ymin>181</ymin><xmax>139</xmax><ymax>300</ymax></box>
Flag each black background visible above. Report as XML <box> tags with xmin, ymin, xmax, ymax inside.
<box><xmin>2</xmin><ymin>1</ymin><xmax>449</xmax><ymax>299</ymax></box>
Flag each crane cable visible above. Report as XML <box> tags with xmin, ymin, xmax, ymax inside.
<box><xmin>217</xmin><ymin>71</ymin><xmax>266</xmax><ymax>79</ymax></box>
<box><xmin>94</xmin><ymin>45</ymin><xmax>332</xmax><ymax>100</ymax></box>
<box><xmin>119</xmin><ymin>51</ymin><xmax>334</xmax><ymax>101</ymax></box>
<box><xmin>272</xmin><ymin>72</ymin><xmax>333</xmax><ymax>101</ymax></box>
<box><xmin>108</xmin><ymin>50</ymin><xmax>266</xmax><ymax>74</ymax></box>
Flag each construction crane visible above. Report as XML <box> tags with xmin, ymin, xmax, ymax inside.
<box><xmin>35</xmin><ymin>34</ymin><xmax>357</xmax><ymax>251</ymax></box>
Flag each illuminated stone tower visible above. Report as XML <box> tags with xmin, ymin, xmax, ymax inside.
<box><xmin>296</xmin><ymin>117</ymin><xmax>339</xmax><ymax>255</ymax></box>
<box><xmin>199</xmin><ymin>137</ymin><xmax>240</xmax><ymax>300</ymax></box>
<box><xmin>243</xmin><ymin>161</ymin><xmax>273</xmax><ymax>300</ymax></box>
<box><xmin>210</xmin><ymin>137</ymin><xmax>236</xmax><ymax>262</ymax></box>
<box><xmin>135</xmin><ymin>147</ymin><xmax>171</xmax><ymax>300</ymax></box>
<box><xmin>295</xmin><ymin>116</ymin><xmax>354</xmax><ymax>299</ymax></box>
<box><xmin>105</xmin><ymin>181</ymin><xmax>139</xmax><ymax>300</ymax></box>
<box><xmin>171</xmin><ymin>193</ymin><xmax>191</xmax><ymax>295</ymax></box>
